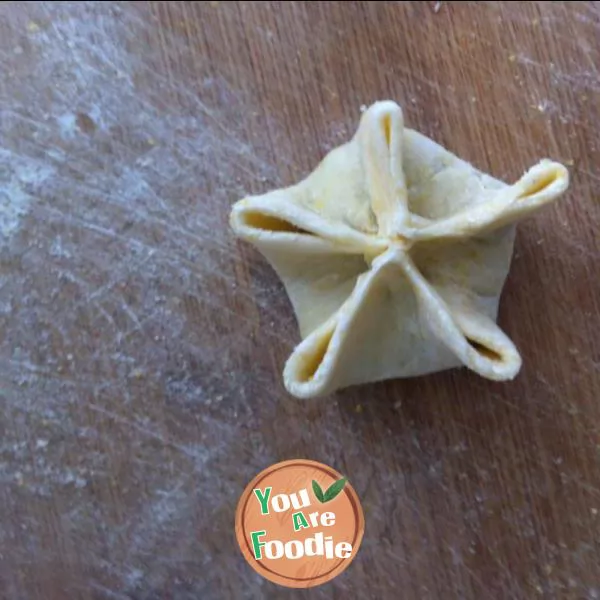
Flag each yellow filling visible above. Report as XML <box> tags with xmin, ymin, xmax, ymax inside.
<box><xmin>519</xmin><ymin>171</ymin><xmax>556</xmax><ymax>198</ymax></box>
<box><xmin>467</xmin><ymin>338</ymin><xmax>503</xmax><ymax>362</ymax></box>
<box><xmin>298</xmin><ymin>329</ymin><xmax>334</xmax><ymax>382</ymax></box>
<box><xmin>242</xmin><ymin>212</ymin><xmax>310</xmax><ymax>235</ymax></box>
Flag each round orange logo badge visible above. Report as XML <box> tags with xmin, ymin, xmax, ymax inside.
<box><xmin>235</xmin><ymin>459</ymin><xmax>364</xmax><ymax>588</ymax></box>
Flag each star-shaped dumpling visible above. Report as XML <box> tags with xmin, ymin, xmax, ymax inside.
<box><xmin>230</xmin><ymin>101</ymin><xmax>569</xmax><ymax>399</ymax></box>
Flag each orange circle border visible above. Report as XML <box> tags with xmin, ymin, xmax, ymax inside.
<box><xmin>234</xmin><ymin>459</ymin><xmax>365</xmax><ymax>589</ymax></box>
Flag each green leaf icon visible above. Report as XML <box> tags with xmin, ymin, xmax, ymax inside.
<box><xmin>323</xmin><ymin>477</ymin><xmax>347</xmax><ymax>502</ymax></box>
<box><xmin>313</xmin><ymin>477</ymin><xmax>348</xmax><ymax>503</ymax></box>
<box><xmin>312</xmin><ymin>480</ymin><xmax>325</xmax><ymax>503</ymax></box>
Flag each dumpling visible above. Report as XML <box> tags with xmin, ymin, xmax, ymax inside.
<box><xmin>230</xmin><ymin>101</ymin><xmax>569</xmax><ymax>399</ymax></box>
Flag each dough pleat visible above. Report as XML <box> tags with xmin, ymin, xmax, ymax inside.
<box><xmin>396</xmin><ymin>253</ymin><xmax>521</xmax><ymax>380</ymax></box>
<box><xmin>284</xmin><ymin>251</ymin><xmax>402</xmax><ymax>398</ymax></box>
<box><xmin>359</xmin><ymin>101</ymin><xmax>409</xmax><ymax>234</ymax></box>
<box><xmin>230</xmin><ymin>191</ymin><xmax>382</xmax><ymax>254</ymax></box>
<box><xmin>410</xmin><ymin>160</ymin><xmax>569</xmax><ymax>241</ymax></box>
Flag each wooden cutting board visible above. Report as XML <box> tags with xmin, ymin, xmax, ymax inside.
<box><xmin>1</xmin><ymin>2</ymin><xmax>598</xmax><ymax>598</ymax></box>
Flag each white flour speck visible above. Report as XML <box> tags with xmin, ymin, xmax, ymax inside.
<box><xmin>0</xmin><ymin>183</ymin><xmax>31</xmax><ymax>238</ymax></box>
<box><xmin>0</xmin><ymin>150</ymin><xmax>55</xmax><ymax>239</ymax></box>
<box><xmin>57</xmin><ymin>112</ymin><xmax>78</xmax><ymax>138</ymax></box>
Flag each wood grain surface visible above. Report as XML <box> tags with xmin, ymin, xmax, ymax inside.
<box><xmin>1</xmin><ymin>2</ymin><xmax>599</xmax><ymax>599</ymax></box>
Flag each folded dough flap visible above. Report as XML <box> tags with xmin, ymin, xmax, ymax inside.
<box><xmin>411</xmin><ymin>160</ymin><xmax>569</xmax><ymax>241</ymax></box>
<box><xmin>359</xmin><ymin>101</ymin><xmax>408</xmax><ymax>235</ymax></box>
<box><xmin>283</xmin><ymin>252</ymin><xmax>395</xmax><ymax>398</ymax></box>
<box><xmin>230</xmin><ymin>192</ymin><xmax>378</xmax><ymax>254</ymax></box>
<box><xmin>267</xmin><ymin>251</ymin><xmax>368</xmax><ymax>340</ymax></box>
<box><xmin>398</xmin><ymin>254</ymin><xmax>521</xmax><ymax>380</ymax></box>
<box><xmin>444</xmin><ymin>292</ymin><xmax>522</xmax><ymax>380</ymax></box>
<box><xmin>283</xmin><ymin>319</ymin><xmax>339</xmax><ymax>398</ymax></box>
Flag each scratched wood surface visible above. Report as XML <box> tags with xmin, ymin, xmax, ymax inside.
<box><xmin>1</xmin><ymin>1</ymin><xmax>599</xmax><ymax>599</ymax></box>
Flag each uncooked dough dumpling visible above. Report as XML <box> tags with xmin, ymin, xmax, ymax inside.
<box><xmin>230</xmin><ymin>101</ymin><xmax>569</xmax><ymax>399</ymax></box>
